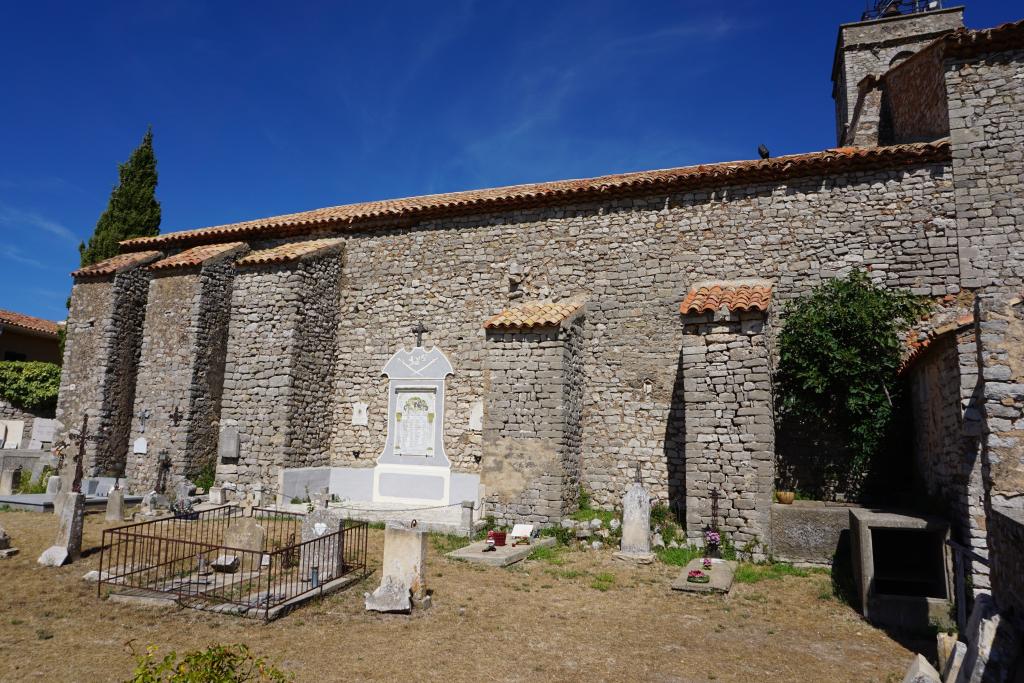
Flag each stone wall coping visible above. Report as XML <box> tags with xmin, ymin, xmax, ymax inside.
<box><xmin>71</xmin><ymin>251</ymin><xmax>163</xmax><ymax>280</ymax></box>
<box><xmin>235</xmin><ymin>238</ymin><xmax>344</xmax><ymax>268</ymax></box>
<box><xmin>148</xmin><ymin>242</ymin><xmax>249</xmax><ymax>272</ymax></box>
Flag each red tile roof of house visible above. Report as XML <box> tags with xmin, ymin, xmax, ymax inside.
<box><xmin>72</xmin><ymin>251</ymin><xmax>163</xmax><ymax>279</ymax></box>
<box><xmin>484</xmin><ymin>299</ymin><xmax>585</xmax><ymax>331</ymax></box>
<box><xmin>0</xmin><ymin>309</ymin><xmax>60</xmax><ymax>338</ymax></box>
<box><xmin>236</xmin><ymin>238</ymin><xmax>344</xmax><ymax>267</ymax></box>
<box><xmin>148</xmin><ymin>242</ymin><xmax>249</xmax><ymax>271</ymax></box>
<box><xmin>119</xmin><ymin>142</ymin><xmax>950</xmax><ymax>253</ymax></box>
<box><xmin>680</xmin><ymin>281</ymin><xmax>773</xmax><ymax>315</ymax></box>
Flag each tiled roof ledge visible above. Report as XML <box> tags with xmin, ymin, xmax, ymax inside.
<box><xmin>681</xmin><ymin>279</ymin><xmax>773</xmax><ymax>318</ymax></box>
<box><xmin>236</xmin><ymin>238</ymin><xmax>345</xmax><ymax>268</ymax></box>
<box><xmin>484</xmin><ymin>296</ymin><xmax>587</xmax><ymax>332</ymax></box>
<box><xmin>72</xmin><ymin>251</ymin><xmax>164</xmax><ymax>279</ymax></box>
<box><xmin>148</xmin><ymin>242</ymin><xmax>250</xmax><ymax>272</ymax></box>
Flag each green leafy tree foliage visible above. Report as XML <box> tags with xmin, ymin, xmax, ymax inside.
<box><xmin>127</xmin><ymin>644</ymin><xmax>292</xmax><ymax>683</ymax></box>
<box><xmin>775</xmin><ymin>271</ymin><xmax>928</xmax><ymax>492</ymax></box>
<box><xmin>79</xmin><ymin>128</ymin><xmax>161</xmax><ymax>267</ymax></box>
<box><xmin>0</xmin><ymin>361</ymin><xmax>61</xmax><ymax>414</ymax></box>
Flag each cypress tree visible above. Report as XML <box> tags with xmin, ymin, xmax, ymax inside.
<box><xmin>79</xmin><ymin>127</ymin><xmax>161</xmax><ymax>266</ymax></box>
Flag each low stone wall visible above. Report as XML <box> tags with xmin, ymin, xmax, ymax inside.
<box><xmin>769</xmin><ymin>501</ymin><xmax>857</xmax><ymax>565</ymax></box>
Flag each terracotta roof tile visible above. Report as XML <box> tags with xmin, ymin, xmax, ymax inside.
<box><xmin>236</xmin><ymin>238</ymin><xmax>344</xmax><ymax>267</ymax></box>
<box><xmin>943</xmin><ymin>18</ymin><xmax>1024</xmax><ymax>58</ymax></box>
<box><xmin>120</xmin><ymin>143</ymin><xmax>950</xmax><ymax>252</ymax></box>
<box><xmin>680</xmin><ymin>281</ymin><xmax>773</xmax><ymax>315</ymax></box>
<box><xmin>148</xmin><ymin>242</ymin><xmax>248</xmax><ymax>271</ymax></box>
<box><xmin>72</xmin><ymin>251</ymin><xmax>163</xmax><ymax>279</ymax></box>
<box><xmin>484</xmin><ymin>298</ymin><xmax>585</xmax><ymax>331</ymax></box>
<box><xmin>0</xmin><ymin>309</ymin><xmax>60</xmax><ymax>338</ymax></box>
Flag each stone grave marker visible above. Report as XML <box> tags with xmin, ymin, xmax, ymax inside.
<box><xmin>141</xmin><ymin>491</ymin><xmax>169</xmax><ymax>515</ymax></box>
<box><xmin>0</xmin><ymin>420</ymin><xmax>25</xmax><ymax>449</ymax></box>
<box><xmin>366</xmin><ymin>522</ymin><xmax>427</xmax><ymax>613</ymax></box>
<box><xmin>133</xmin><ymin>437</ymin><xmax>148</xmax><ymax>455</ymax></box>
<box><xmin>38</xmin><ymin>491</ymin><xmax>85</xmax><ymax>566</ymax></box>
<box><xmin>45</xmin><ymin>475</ymin><xmax>62</xmax><ymax>495</ymax></box>
<box><xmin>106</xmin><ymin>488</ymin><xmax>125</xmax><ymax>522</ymax></box>
<box><xmin>0</xmin><ymin>524</ymin><xmax>17</xmax><ymax>558</ymax></box>
<box><xmin>28</xmin><ymin>418</ymin><xmax>57</xmax><ymax>451</ymax></box>
<box><xmin>223</xmin><ymin>517</ymin><xmax>265</xmax><ymax>571</ymax></box>
<box><xmin>301</xmin><ymin>508</ymin><xmax>344</xmax><ymax>576</ymax></box>
<box><xmin>218</xmin><ymin>425</ymin><xmax>239</xmax><ymax>461</ymax></box>
<box><xmin>0</xmin><ymin>468</ymin><xmax>18</xmax><ymax>495</ymax></box>
<box><xmin>208</xmin><ymin>486</ymin><xmax>226</xmax><ymax>505</ymax></box>
<box><xmin>614</xmin><ymin>474</ymin><xmax>655</xmax><ymax>563</ymax></box>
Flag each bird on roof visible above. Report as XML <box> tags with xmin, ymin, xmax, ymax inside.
<box><xmin>758</xmin><ymin>144</ymin><xmax>770</xmax><ymax>160</ymax></box>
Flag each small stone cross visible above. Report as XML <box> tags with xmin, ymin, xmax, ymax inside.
<box><xmin>411</xmin><ymin>321</ymin><xmax>429</xmax><ymax>348</ymax></box>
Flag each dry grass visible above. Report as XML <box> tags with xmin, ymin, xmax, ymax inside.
<box><xmin>0</xmin><ymin>508</ymin><xmax>913</xmax><ymax>682</ymax></box>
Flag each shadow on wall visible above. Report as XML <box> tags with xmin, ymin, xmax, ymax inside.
<box><xmin>663</xmin><ymin>344</ymin><xmax>687</xmax><ymax>527</ymax></box>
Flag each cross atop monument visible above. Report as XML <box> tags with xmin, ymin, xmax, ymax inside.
<box><xmin>411</xmin><ymin>321</ymin><xmax>429</xmax><ymax>348</ymax></box>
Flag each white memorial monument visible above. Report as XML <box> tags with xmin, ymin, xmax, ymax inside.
<box><xmin>372</xmin><ymin>326</ymin><xmax>454</xmax><ymax>506</ymax></box>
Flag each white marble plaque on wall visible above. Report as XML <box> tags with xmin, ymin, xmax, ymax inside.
<box><xmin>394</xmin><ymin>389</ymin><xmax>435</xmax><ymax>456</ymax></box>
<box><xmin>469</xmin><ymin>400</ymin><xmax>483</xmax><ymax>432</ymax></box>
<box><xmin>351</xmin><ymin>402</ymin><xmax>369</xmax><ymax>427</ymax></box>
<box><xmin>133</xmin><ymin>437</ymin><xmax>148</xmax><ymax>455</ymax></box>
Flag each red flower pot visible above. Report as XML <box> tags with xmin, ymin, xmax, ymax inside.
<box><xmin>488</xmin><ymin>531</ymin><xmax>507</xmax><ymax>547</ymax></box>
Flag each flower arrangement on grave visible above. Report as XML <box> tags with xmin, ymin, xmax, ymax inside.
<box><xmin>686</xmin><ymin>569</ymin><xmax>710</xmax><ymax>584</ymax></box>
<box><xmin>704</xmin><ymin>528</ymin><xmax>722</xmax><ymax>558</ymax></box>
<box><xmin>703</xmin><ymin>557</ymin><xmax>713</xmax><ymax>571</ymax></box>
<box><xmin>170</xmin><ymin>497</ymin><xmax>195</xmax><ymax>518</ymax></box>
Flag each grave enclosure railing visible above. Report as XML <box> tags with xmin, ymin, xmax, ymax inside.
<box><xmin>98</xmin><ymin>505</ymin><xmax>368</xmax><ymax>619</ymax></box>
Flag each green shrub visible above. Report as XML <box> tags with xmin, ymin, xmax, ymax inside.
<box><xmin>577</xmin><ymin>486</ymin><xmax>592</xmax><ymax>511</ymax></box>
<box><xmin>0</xmin><ymin>361</ymin><xmax>61</xmax><ymax>414</ymax></box>
<box><xmin>127</xmin><ymin>644</ymin><xmax>292</xmax><ymax>682</ymax></box>
<box><xmin>656</xmin><ymin>544</ymin><xmax>704</xmax><ymax>566</ymax></box>
<box><xmin>650</xmin><ymin>502</ymin><xmax>673</xmax><ymax>528</ymax></box>
<box><xmin>15</xmin><ymin>466</ymin><xmax>51</xmax><ymax>494</ymax></box>
<box><xmin>775</xmin><ymin>270</ymin><xmax>927</xmax><ymax>495</ymax></box>
<box><xmin>590</xmin><ymin>572</ymin><xmax>615</xmax><ymax>592</ymax></box>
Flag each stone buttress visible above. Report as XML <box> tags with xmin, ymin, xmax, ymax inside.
<box><xmin>124</xmin><ymin>242</ymin><xmax>249</xmax><ymax>493</ymax></box>
<box><xmin>56</xmin><ymin>251</ymin><xmax>162</xmax><ymax>478</ymax></box>
<box><xmin>679</xmin><ymin>281</ymin><xmax>775</xmax><ymax>548</ymax></box>
<box><xmin>216</xmin><ymin>239</ymin><xmax>344</xmax><ymax>490</ymax></box>
<box><xmin>481</xmin><ymin>298</ymin><xmax>585</xmax><ymax>526</ymax></box>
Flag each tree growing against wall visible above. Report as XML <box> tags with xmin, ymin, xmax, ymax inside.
<box><xmin>775</xmin><ymin>270</ymin><xmax>928</xmax><ymax>495</ymax></box>
<box><xmin>79</xmin><ymin>127</ymin><xmax>161</xmax><ymax>267</ymax></box>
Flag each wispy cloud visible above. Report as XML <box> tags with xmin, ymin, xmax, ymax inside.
<box><xmin>1</xmin><ymin>244</ymin><xmax>48</xmax><ymax>270</ymax></box>
<box><xmin>0</xmin><ymin>203</ymin><xmax>79</xmax><ymax>245</ymax></box>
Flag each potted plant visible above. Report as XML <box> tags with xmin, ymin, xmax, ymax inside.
<box><xmin>704</xmin><ymin>528</ymin><xmax>721</xmax><ymax>559</ymax></box>
<box><xmin>776</xmin><ymin>490</ymin><xmax>796</xmax><ymax>505</ymax></box>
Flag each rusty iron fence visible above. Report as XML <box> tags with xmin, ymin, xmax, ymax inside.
<box><xmin>98</xmin><ymin>505</ymin><xmax>368</xmax><ymax>619</ymax></box>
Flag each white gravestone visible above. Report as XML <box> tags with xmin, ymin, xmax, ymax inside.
<box><xmin>351</xmin><ymin>402</ymin><xmax>369</xmax><ymax>427</ymax></box>
<box><xmin>133</xmin><ymin>437</ymin><xmax>148</xmax><ymax>455</ymax></box>
<box><xmin>105</xmin><ymin>489</ymin><xmax>125</xmax><ymax>522</ymax></box>
<box><xmin>0</xmin><ymin>420</ymin><xmax>25</xmax><ymax>450</ymax></box>
<box><xmin>614</xmin><ymin>480</ymin><xmax>655</xmax><ymax>564</ymax></box>
<box><xmin>373</xmin><ymin>345</ymin><xmax>454</xmax><ymax>505</ymax></box>
<box><xmin>28</xmin><ymin>418</ymin><xmax>57</xmax><ymax>450</ymax></box>
<box><xmin>38</xmin><ymin>491</ymin><xmax>85</xmax><ymax>566</ymax></box>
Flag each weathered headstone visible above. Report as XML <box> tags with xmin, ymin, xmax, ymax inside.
<box><xmin>208</xmin><ymin>486</ymin><xmax>226</xmax><ymax>505</ymax></box>
<box><xmin>28</xmin><ymin>418</ymin><xmax>57</xmax><ymax>450</ymax></box>
<box><xmin>942</xmin><ymin>641</ymin><xmax>966</xmax><ymax>682</ymax></box>
<box><xmin>0</xmin><ymin>468</ymin><xmax>18</xmax><ymax>495</ymax></box>
<box><xmin>218</xmin><ymin>425</ymin><xmax>239</xmax><ymax>461</ymax></box>
<box><xmin>0</xmin><ymin>524</ymin><xmax>16</xmax><ymax>558</ymax></box>
<box><xmin>365</xmin><ymin>522</ymin><xmax>427</xmax><ymax>613</ymax></box>
<box><xmin>223</xmin><ymin>517</ymin><xmax>265</xmax><ymax>571</ymax></box>
<box><xmin>45</xmin><ymin>475</ymin><xmax>62</xmax><ymax>495</ymax></box>
<box><xmin>38</xmin><ymin>491</ymin><xmax>85</xmax><ymax>566</ymax></box>
<box><xmin>175</xmin><ymin>480</ymin><xmax>194</xmax><ymax>502</ymax></box>
<box><xmin>900</xmin><ymin>654</ymin><xmax>940</xmax><ymax>683</ymax></box>
<box><xmin>614</xmin><ymin>478</ymin><xmax>654</xmax><ymax>563</ymax></box>
<box><xmin>52</xmin><ymin>490</ymin><xmax>68</xmax><ymax>517</ymax></box>
<box><xmin>300</xmin><ymin>508</ymin><xmax>344</xmax><ymax>576</ymax></box>
<box><xmin>106</xmin><ymin>488</ymin><xmax>125</xmax><ymax>522</ymax></box>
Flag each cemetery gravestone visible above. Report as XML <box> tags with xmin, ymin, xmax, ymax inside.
<box><xmin>223</xmin><ymin>517</ymin><xmax>266</xmax><ymax>571</ymax></box>
<box><xmin>106</xmin><ymin>488</ymin><xmax>125</xmax><ymax>522</ymax></box>
<box><xmin>0</xmin><ymin>420</ymin><xmax>25</xmax><ymax>450</ymax></box>
<box><xmin>0</xmin><ymin>524</ymin><xmax>17</xmax><ymax>558</ymax></box>
<box><xmin>218</xmin><ymin>425</ymin><xmax>239</xmax><ymax>461</ymax></box>
<box><xmin>38</xmin><ymin>491</ymin><xmax>85</xmax><ymax>566</ymax></box>
<box><xmin>301</xmin><ymin>508</ymin><xmax>345</xmax><ymax>577</ymax></box>
<box><xmin>614</xmin><ymin>478</ymin><xmax>655</xmax><ymax>563</ymax></box>
<box><xmin>28</xmin><ymin>418</ymin><xmax>57</xmax><ymax>451</ymax></box>
<box><xmin>45</xmin><ymin>475</ymin><xmax>62</xmax><ymax>495</ymax></box>
<box><xmin>366</xmin><ymin>522</ymin><xmax>427</xmax><ymax>613</ymax></box>
<box><xmin>208</xmin><ymin>486</ymin><xmax>226</xmax><ymax>505</ymax></box>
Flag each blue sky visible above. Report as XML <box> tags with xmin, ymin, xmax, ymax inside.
<box><xmin>1</xmin><ymin>1</ymin><xmax>1018</xmax><ymax>321</ymax></box>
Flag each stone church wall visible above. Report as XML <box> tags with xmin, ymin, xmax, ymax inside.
<box><xmin>882</xmin><ymin>42</ymin><xmax>950</xmax><ymax>144</ymax></box>
<box><xmin>324</xmin><ymin>162</ymin><xmax>957</xmax><ymax>512</ymax></box>
<box><xmin>126</xmin><ymin>258</ymin><xmax>238</xmax><ymax>492</ymax></box>
<box><xmin>907</xmin><ymin>328</ymin><xmax>989</xmax><ymax>592</ymax></box>
<box><xmin>56</xmin><ymin>267</ymin><xmax>151</xmax><ymax>477</ymax></box>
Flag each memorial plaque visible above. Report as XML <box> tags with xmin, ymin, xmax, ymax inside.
<box><xmin>133</xmin><ymin>437</ymin><xmax>148</xmax><ymax>455</ymax></box>
<box><xmin>351</xmin><ymin>402</ymin><xmax>369</xmax><ymax>427</ymax></box>
<box><xmin>394</xmin><ymin>390</ymin><xmax>435</xmax><ymax>456</ymax></box>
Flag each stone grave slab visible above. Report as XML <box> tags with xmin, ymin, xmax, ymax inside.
<box><xmin>38</xmin><ymin>492</ymin><xmax>85</xmax><ymax>566</ymax></box>
<box><xmin>448</xmin><ymin>535</ymin><xmax>556</xmax><ymax>567</ymax></box>
<box><xmin>0</xmin><ymin>420</ymin><xmax>25</xmax><ymax>449</ymax></box>
<box><xmin>670</xmin><ymin>558</ymin><xmax>736</xmax><ymax>594</ymax></box>
<box><xmin>381</xmin><ymin>523</ymin><xmax>427</xmax><ymax>598</ymax></box>
<box><xmin>106</xmin><ymin>489</ymin><xmax>125</xmax><ymax>522</ymax></box>
<box><xmin>28</xmin><ymin>418</ymin><xmax>56</xmax><ymax>450</ymax></box>
<box><xmin>223</xmin><ymin>518</ymin><xmax>265</xmax><ymax>571</ymax></box>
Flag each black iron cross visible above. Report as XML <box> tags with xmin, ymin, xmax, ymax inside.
<box><xmin>709</xmin><ymin>488</ymin><xmax>721</xmax><ymax>533</ymax></box>
<box><xmin>169</xmin><ymin>405</ymin><xmax>184</xmax><ymax>427</ymax></box>
<box><xmin>411</xmin><ymin>321</ymin><xmax>429</xmax><ymax>348</ymax></box>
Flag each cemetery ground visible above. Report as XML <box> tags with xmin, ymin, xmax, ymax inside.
<box><xmin>0</xmin><ymin>508</ymin><xmax>918</xmax><ymax>682</ymax></box>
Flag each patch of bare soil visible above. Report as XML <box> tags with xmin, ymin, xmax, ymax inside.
<box><xmin>0</xmin><ymin>509</ymin><xmax>913</xmax><ymax>682</ymax></box>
